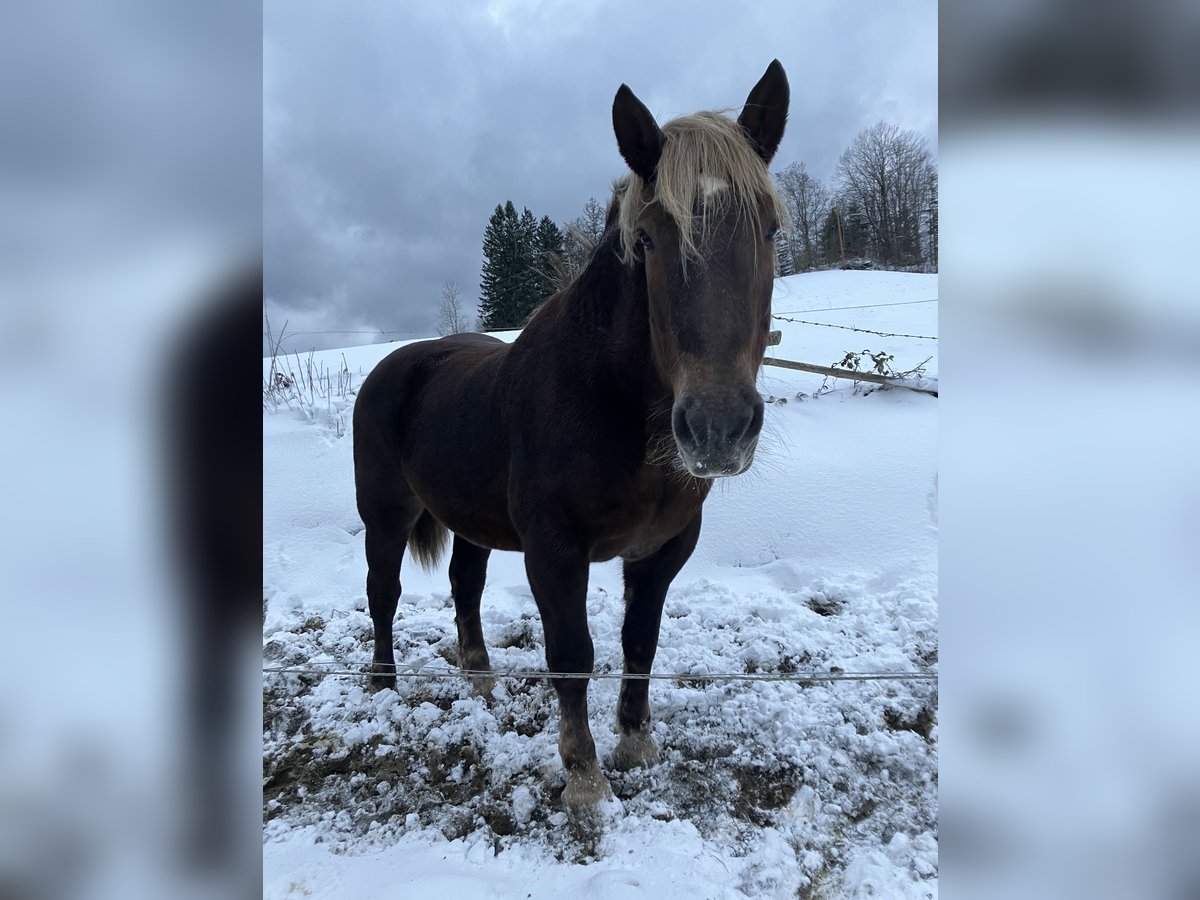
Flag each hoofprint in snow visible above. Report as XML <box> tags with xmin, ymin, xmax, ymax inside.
<box><xmin>263</xmin><ymin>271</ymin><xmax>938</xmax><ymax>899</ymax></box>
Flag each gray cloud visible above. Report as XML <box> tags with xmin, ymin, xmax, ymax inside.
<box><xmin>264</xmin><ymin>0</ymin><xmax>936</xmax><ymax>350</ymax></box>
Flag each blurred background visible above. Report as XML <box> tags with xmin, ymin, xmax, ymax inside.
<box><xmin>0</xmin><ymin>2</ymin><xmax>261</xmax><ymax>898</ymax></box>
<box><xmin>940</xmin><ymin>1</ymin><xmax>1200</xmax><ymax>898</ymax></box>
<box><xmin>0</xmin><ymin>0</ymin><xmax>1197</xmax><ymax>898</ymax></box>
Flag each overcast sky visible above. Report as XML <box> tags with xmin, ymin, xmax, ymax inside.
<box><xmin>264</xmin><ymin>1</ymin><xmax>936</xmax><ymax>351</ymax></box>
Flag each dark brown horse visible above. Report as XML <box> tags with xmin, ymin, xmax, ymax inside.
<box><xmin>353</xmin><ymin>61</ymin><xmax>789</xmax><ymax>807</ymax></box>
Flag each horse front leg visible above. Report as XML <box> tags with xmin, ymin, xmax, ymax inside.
<box><xmin>523</xmin><ymin>537</ymin><xmax>611</xmax><ymax>808</ymax></box>
<box><xmin>612</xmin><ymin>512</ymin><xmax>702</xmax><ymax>770</ymax></box>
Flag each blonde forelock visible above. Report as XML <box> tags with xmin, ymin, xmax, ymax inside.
<box><xmin>614</xmin><ymin>111</ymin><xmax>789</xmax><ymax>267</ymax></box>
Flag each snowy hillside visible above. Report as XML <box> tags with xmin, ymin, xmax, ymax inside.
<box><xmin>263</xmin><ymin>270</ymin><xmax>939</xmax><ymax>899</ymax></box>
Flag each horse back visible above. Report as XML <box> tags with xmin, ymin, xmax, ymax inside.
<box><xmin>354</xmin><ymin>333</ymin><xmax>519</xmax><ymax>548</ymax></box>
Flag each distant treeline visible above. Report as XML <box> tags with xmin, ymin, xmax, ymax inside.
<box><xmin>470</xmin><ymin>120</ymin><xmax>937</xmax><ymax>332</ymax></box>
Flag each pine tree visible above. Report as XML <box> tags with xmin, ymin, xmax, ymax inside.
<box><xmin>479</xmin><ymin>203</ymin><xmax>574</xmax><ymax>329</ymax></box>
<box><xmin>843</xmin><ymin>201</ymin><xmax>870</xmax><ymax>259</ymax></box>
<box><xmin>478</xmin><ymin>202</ymin><xmax>521</xmax><ymax>329</ymax></box>
<box><xmin>819</xmin><ymin>206</ymin><xmax>844</xmax><ymax>265</ymax></box>
<box><xmin>479</xmin><ymin>201</ymin><xmax>544</xmax><ymax>329</ymax></box>
<box><xmin>513</xmin><ymin>207</ymin><xmax>539</xmax><ymax>322</ymax></box>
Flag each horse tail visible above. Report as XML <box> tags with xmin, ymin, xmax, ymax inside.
<box><xmin>408</xmin><ymin>510</ymin><xmax>449</xmax><ymax>572</ymax></box>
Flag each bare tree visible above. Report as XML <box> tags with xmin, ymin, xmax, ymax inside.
<box><xmin>436</xmin><ymin>281</ymin><xmax>472</xmax><ymax>336</ymax></box>
<box><xmin>835</xmin><ymin>122</ymin><xmax>936</xmax><ymax>268</ymax></box>
<box><xmin>575</xmin><ymin>196</ymin><xmax>607</xmax><ymax>244</ymax></box>
<box><xmin>560</xmin><ymin>196</ymin><xmax>608</xmax><ymax>285</ymax></box>
<box><xmin>774</xmin><ymin>162</ymin><xmax>829</xmax><ymax>271</ymax></box>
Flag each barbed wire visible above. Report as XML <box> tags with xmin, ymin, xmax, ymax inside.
<box><xmin>772</xmin><ymin>298</ymin><xmax>937</xmax><ymax>315</ymax></box>
<box><xmin>262</xmin><ymin>663</ymin><xmax>937</xmax><ymax>684</ymax></box>
<box><xmin>262</xmin><ymin>300</ymin><xmax>938</xmax><ymax>343</ymax></box>
<box><xmin>266</xmin><ymin>330</ymin><xmax>414</xmax><ymax>337</ymax></box>
<box><xmin>771</xmin><ymin>315</ymin><xmax>938</xmax><ymax>341</ymax></box>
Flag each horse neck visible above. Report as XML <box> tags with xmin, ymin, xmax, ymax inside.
<box><xmin>558</xmin><ymin>232</ymin><xmax>672</xmax><ymax>420</ymax></box>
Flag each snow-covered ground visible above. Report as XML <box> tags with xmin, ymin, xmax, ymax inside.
<box><xmin>263</xmin><ymin>270</ymin><xmax>939</xmax><ymax>899</ymax></box>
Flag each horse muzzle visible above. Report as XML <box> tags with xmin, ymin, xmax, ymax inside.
<box><xmin>671</xmin><ymin>390</ymin><xmax>764</xmax><ymax>478</ymax></box>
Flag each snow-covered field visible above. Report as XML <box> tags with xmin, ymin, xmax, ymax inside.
<box><xmin>263</xmin><ymin>270</ymin><xmax>939</xmax><ymax>899</ymax></box>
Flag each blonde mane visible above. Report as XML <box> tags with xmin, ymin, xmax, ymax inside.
<box><xmin>615</xmin><ymin>110</ymin><xmax>789</xmax><ymax>267</ymax></box>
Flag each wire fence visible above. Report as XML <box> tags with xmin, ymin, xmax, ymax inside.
<box><xmin>266</xmin><ymin>329</ymin><xmax>414</xmax><ymax>338</ymax></box>
<box><xmin>263</xmin><ymin>662</ymin><xmax>937</xmax><ymax>685</ymax></box>
<box><xmin>264</xmin><ymin>300</ymin><xmax>939</xmax><ymax>345</ymax></box>
<box><xmin>771</xmin><ymin>315</ymin><xmax>937</xmax><ymax>341</ymax></box>
<box><xmin>772</xmin><ymin>298</ymin><xmax>937</xmax><ymax>316</ymax></box>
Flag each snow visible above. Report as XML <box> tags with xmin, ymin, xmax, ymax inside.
<box><xmin>263</xmin><ymin>270</ymin><xmax>938</xmax><ymax>898</ymax></box>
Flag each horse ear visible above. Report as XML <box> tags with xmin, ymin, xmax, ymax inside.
<box><xmin>737</xmin><ymin>59</ymin><xmax>789</xmax><ymax>165</ymax></box>
<box><xmin>612</xmin><ymin>84</ymin><xmax>664</xmax><ymax>183</ymax></box>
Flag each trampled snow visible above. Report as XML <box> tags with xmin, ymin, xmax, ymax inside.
<box><xmin>263</xmin><ymin>270</ymin><xmax>938</xmax><ymax>898</ymax></box>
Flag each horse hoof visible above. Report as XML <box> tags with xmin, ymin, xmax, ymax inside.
<box><xmin>368</xmin><ymin>663</ymin><xmax>397</xmax><ymax>692</ymax></box>
<box><xmin>561</xmin><ymin>763</ymin><xmax>613</xmax><ymax>808</ymax></box>
<box><xmin>609</xmin><ymin>729</ymin><xmax>659</xmax><ymax>770</ymax></box>
<box><xmin>458</xmin><ymin>652</ymin><xmax>497</xmax><ymax>695</ymax></box>
<box><xmin>468</xmin><ymin>672</ymin><xmax>497</xmax><ymax>695</ymax></box>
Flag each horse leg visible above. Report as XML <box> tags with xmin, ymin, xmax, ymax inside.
<box><xmin>524</xmin><ymin>540</ymin><xmax>611</xmax><ymax>807</ymax></box>
<box><xmin>448</xmin><ymin>534</ymin><xmax>495</xmax><ymax>694</ymax></box>
<box><xmin>363</xmin><ymin>504</ymin><xmax>421</xmax><ymax>690</ymax></box>
<box><xmin>612</xmin><ymin>512</ymin><xmax>703</xmax><ymax>770</ymax></box>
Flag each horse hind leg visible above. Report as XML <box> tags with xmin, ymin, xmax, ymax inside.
<box><xmin>363</xmin><ymin>503</ymin><xmax>422</xmax><ymax>690</ymax></box>
<box><xmin>448</xmin><ymin>534</ymin><xmax>495</xmax><ymax>695</ymax></box>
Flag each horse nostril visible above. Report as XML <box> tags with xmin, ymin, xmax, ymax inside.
<box><xmin>675</xmin><ymin>394</ymin><xmax>763</xmax><ymax>455</ymax></box>
<box><xmin>672</xmin><ymin>402</ymin><xmax>696</xmax><ymax>450</ymax></box>
<box><xmin>747</xmin><ymin>397</ymin><xmax>764</xmax><ymax>440</ymax></box>
<box><xmin>723</xmin><ymin>402</ymin><xmax>755</xmax><ymax>445</ymax></box>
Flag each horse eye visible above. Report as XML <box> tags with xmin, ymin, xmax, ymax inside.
<box><xmin>765</xmin><ymin>225</ymin><xmax>780</xmax><ymax>242</ymax></box>
<box><xmin>637</xmin><ymin>231</ymin><xmax>655</xmax><ymax>251</ymax></box>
